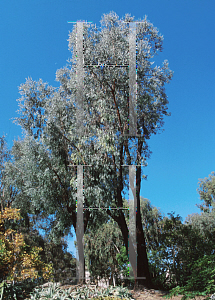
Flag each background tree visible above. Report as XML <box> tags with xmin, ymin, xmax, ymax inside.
<box><xmin>0</xmin><ymin>135</ymin><xmax>77</xmax><ymax>285</ymax></box>
<box><xmin>166</xmin><ymin>214</ymin><xmax>215</xmax><ymax>300</ymax></box>
<box><xmin>0</xmin><ymin>206</ymin><xmax>54</xmax><ymax>283</ymax></box>
<box><xmin>80</xmin><ymin>217</ymin><xmax>124</xmax><ymax>287</ymax></box>
<box><xmin>0</xmin><ymin>135</ymin><xmax>18</xmax><ymax>214</ymax></box>
<box><xmin>166</xmin><ymin>253</ymin><xmax>215</xmax><ymax>300</ymax></box>
<box><xmin>196</xmin><ymin>171</ymin><xmax>215</xmax><ymax>213</ymax></box>
<box><xmin>159</xmin><ymin>172</ymin><xmax>215</xmax><ymax>298</ymax></box>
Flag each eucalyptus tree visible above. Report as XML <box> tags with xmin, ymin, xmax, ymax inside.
<box><xmin>65</xmin><ymin>11</ymin><xmax>173</xmax><ymax>287</ymax></box>
<box><xmin>6</xmin><ymin>11</ymin><xmax>173</xmax><ymax>287</ymax></box>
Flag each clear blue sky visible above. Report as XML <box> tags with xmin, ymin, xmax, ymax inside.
<box><xmin>1</xmin><ymin>0</ymin><xmax>215</xmax><ymax>259</ymax></box>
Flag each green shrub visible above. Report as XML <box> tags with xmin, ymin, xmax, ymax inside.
<box><xmin>163</xmin><ymin>254</ymin><xmax>215</xmax><ymax>300</ymax></box>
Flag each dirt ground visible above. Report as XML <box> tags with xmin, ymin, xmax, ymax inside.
<box><xmin>122</xmin><ymin>287</ymin><xmax>213</xmax><ymax>300</ymax></box>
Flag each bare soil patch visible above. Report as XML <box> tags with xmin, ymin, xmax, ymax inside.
<box><xmin>126</xmin><ymin>287</ymin><xmax>212</xmax><ymax>300</ymax></box>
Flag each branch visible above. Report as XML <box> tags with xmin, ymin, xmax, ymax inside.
<box><xmin>52</xmin><ymin>123</ymin><xmax>88</xmax><ymax>165</ymax></box>
<box><xmin>106</xmin><ymin>209</ymin><xmax>120</xmax><ymax>224</ymax></box>
<box><xmin>90</xmin><ymin>69</ymin><xmax>112</xmax><ymax>95</ymax></box>
<box><xmin>111</xmin><ymin>88</ymin><xmax>123</xmax><ymax>134</ymax></box>
<box><xmin>90</xmin><ymin>69</ymin><xmax>123</xmax><ymax>134</ymax></box>
<box><xmin>43</xmin><ymin>153</ymin><xmax>74</xmax><ymax>217</ymax></box>
<box><xmin>46</xmin><ymin>159</ymin><xmax>67</xmax><ymax>193</ymax></box>
<box><xmin>112</xmin><ymin>241</ymin><xmax>120</xmax><ymax>254</ymax></box>
<box><xmin>124</xmin><ymin>139</ymin><xmax>132</xmax><ymax>165</ymax></box>
<box><xmin>111</xmin><ymin>154</ymin><xmax>118</xmax><ymax>199</ymax></box>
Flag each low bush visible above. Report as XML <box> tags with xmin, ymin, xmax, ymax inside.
<box><xmin>163</xmin><ymin>254</ymin><xmax>215</xmax><ymax>300</ymax></box>
<box><xmin>0</xmin><ymin>207</ymin><xmax>54</xmax><ymax>299</ymax></box>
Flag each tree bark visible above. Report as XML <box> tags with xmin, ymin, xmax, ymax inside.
<box><xmin>105</xmin><ymin>137</ymin><xmax>154</xmax><ymax>289</ymax></box>
<box><xmin>73</xmin><ymin>210</ymin><xmax>90</xmax><ymax>285</ymax></box>
<box><xmin>106</xmin><ymin>195</ymin><xmax>154</xmax><ymax>288</ymax></box>
<box><xmin>136</xmin><ymin>164</ymin><xmax>154</xmax><ymax>288</ymax></box>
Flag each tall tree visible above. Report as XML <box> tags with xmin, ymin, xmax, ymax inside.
<box><xmin>7</xmin><ymin>11</ymin><xmax>173</xmax><ymax>288</ymax></box>
<box><xmin>66</xmin><ymin>11</ymin><xmax>173</xmax><ymax>287</ymax></box>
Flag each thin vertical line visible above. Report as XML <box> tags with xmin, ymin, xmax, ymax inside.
<box><xmin>76</xmin><ymin>22</ymin><xmax>84</xmax><ymax>137</ymax></box>
<box><xmin>76</xmin><ymin>165</ymin><xmax>84</xmax><ymax>282</ymax></box>
<box><xmin>76</xmin><ymin>21</ymin><xmax>85</xmax><ymax>283</ymax></box>
<box><xmin>128</xmin><ymin>165</ymin><xmax>137</xmax><ymax>279</ymax></box>
<box><xmin>129</xmin><ymin>22</ymin><xmax>137</xmax><ymax>136</ymax></box>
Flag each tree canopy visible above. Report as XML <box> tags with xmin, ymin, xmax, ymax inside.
<box><xmin>3</xmin><ymin>11</ymin><xmax>173</xmax><ymax>288</ymax></box>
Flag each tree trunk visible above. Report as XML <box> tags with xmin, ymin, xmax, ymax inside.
<box><xmin>105</xmin><ymin>137</ymin><xmax>154</xmax><ymax>289</ymax></box>
<box><xmin>106</xmin><ymin>194</ymin><xmax>154</xmax><ymax>289</ymax></box>
<box><xmin>135</xmin><ymin>164</ymin><xmax>154</xmax><ymax>289</ymax></box>
<box><xmin>69</xmin><ymin>203</ymin><xmax>91</xmax><ymax>285</ymax></box>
